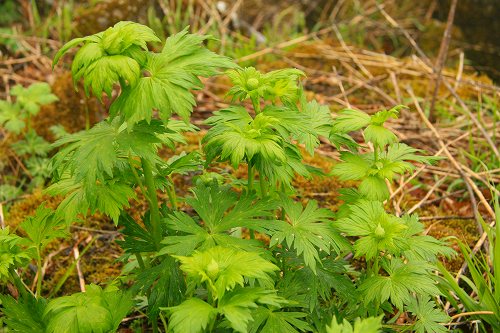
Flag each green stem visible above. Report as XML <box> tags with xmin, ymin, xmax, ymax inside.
<box><xmin>165</xmin><ymin>176</ymin><xmax>178</xmax><ymax>210</ymax></box>
<box><xmin>251</xmin><ymin>96</ymin><xmax>261</xmax><ymax>114</ymax></box>
<box><xmin>35</xmin><ymin>247</ymin><xmax>42</xmax><ymax>298</ymax></box>
<box><xmin>373</xmin><ymin>145</ymin><xmax>379</xmax><ymax>162</ymax></box>
<box><xmin>141</xmin><ymin>158</ymin><xmax>161</xmax><ymax>250</ymax></box>
<box><xmin>135</xmin><ymin>253</ymin><xmax>146</xmax><ymax>270</ymax></box>
<box><xmin>128</xmin><ymin>155</ymin><xmax>150</xmax><ymax>205</ymax></box>
<box><xmin>259</xmin><ymin>173</ymin><xmax>267</xmax><ymax>198</ymax></box>
<box><xmin>247</xmin><ymin>162</ymin><xmax>254</xmax><ymax>194</ymax></box>
<box><xmin>372</xmin><ymin>257</ymin><xmax>380</xmax><ymax>276</ymax></box>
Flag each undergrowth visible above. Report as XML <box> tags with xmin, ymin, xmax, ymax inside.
<box><xmin>1</xmin><ymin>20</ymin><xmax>492</xmax><ymax>333</ymax></box>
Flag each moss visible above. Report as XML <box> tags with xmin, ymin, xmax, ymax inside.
<box><xmin>33</xmin><ymin>72</ymin><xmax>101</xmax><ymax>141</ymax></box>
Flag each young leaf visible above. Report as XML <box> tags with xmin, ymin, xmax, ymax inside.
<box><xmin>110</xmin><ymin>27</ymin><xmax>235</xmax><ymax>125</ymax></box>
<box><xmin>174</xmin><ymin>246</ymin><xmax>279</xmax><ymax>299</ymax></box>
<box><xmin>334</xmin><ymin>200</ymin><xmax>408</xmax><ymax>260</ymax></box>
<box><xmin>54</xmin><ymin>21</ymin><xmax>160</xmax><ymax>99</ymax></box>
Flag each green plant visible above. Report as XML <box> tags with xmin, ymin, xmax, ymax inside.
<box><xmin>0</xmin><ymin>82</ymin><xmax>58</xmax><ymax>193</ymax></box>
<box><xmin>0</xmin><ymin>21</ymin><xmax>458</xmax><ymax>333</ymax></box>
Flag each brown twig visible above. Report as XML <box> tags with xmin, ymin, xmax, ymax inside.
<box><xmin>429</xmin><ymin>0</ymin><xmax>458</xmax><ymax>122</ymax></box>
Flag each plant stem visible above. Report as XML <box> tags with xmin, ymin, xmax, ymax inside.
<box><xmin>35</xmin><ymin>247</ymin><xmax>42</xmax><ymax>298</ymax></box>
<box><xmin>373</xmin><ymin>145</ymin><xmax>379</xmax><ymax>162</ymax></box>
<box><xmin>251</xmin><ymin>96</ymin><xmax>261</xmax><ymax>114</ymax></box>
<box><xmin>141</xmin><ymin>158</ymin><xmax>161</xmax><ymax>250</ymax></box>
<box><xmin>247</xmin><ymin>162</ymin><xmax>254</xmax><ymax>193</ymax></box>
<box><xmin>165</xmin><ymin>176</ymin><xmax>178</xmax><ymax>210</ymax></box>
<box><xmin>259</xmin><ymin>173</ymin><xmax>267</xmax><ymax>198</ymax></box>
<box><xmin>135</xmin><ymin>253</ymin><xmax>146</xmax><ymax>270</ymax></box>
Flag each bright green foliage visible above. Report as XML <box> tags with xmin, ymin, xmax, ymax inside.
<box><xmin>204</xmin><ymin>84</ymin><xmax>332</xmax><ymax>190</ymax></box>
<box><xmin>174</xmin><ymin>246</ymin><xmax>279</xmax><ymax>299</ymax></box>
<box><xmin>406</xmin><ymin>296</ymin><xmax>450</xmax><ymax>333</ymax></box>
<box><xmin>111</xmin><ymin>28</ymin><xmax>234</xmax><ymax>125</ymax></box>
<box><xmin>226</xmin><ymin>67</ymin><xmax>305</xmax><ymax>105</ymax></box>
<box><xmin>360</xmin><ymin>259</ymin><xmax>441</xmax><ymax>310</ymax></box>
<box><xmin>0</xmin><ymin>20</ymin><xmax>460</xmax><ymax>333</ymax></box>
<box><xmin>166</xmin><ymin>298</ymin><xmax>217</xmax><ymax>333</ymax></box>
<box><xmin>0</xmin><ymin>227</ymin><xmax>32</xmax><ymax>280</ymax></box>
<box><xmin>326</xmin><ymin>316</ymin><xmax>383</xmax><ymax>333</ymax></box>
<box><xmin>167</xmin><ymin>287</ymin><xmax>288</xmax><ymax>333</ymax></box>
<box><xmin>20</xmin><ymin>205</ymin><xmax>68</xmax><ymax>250</ymax></box>
<box><xmin>47</xmin><ymin>119</ymin><xmax>170</xmax><ymax>223</ymax></box>
<box><xmin>270</xmin><ymin>197</ymin><xmax>349</xmax><ymax>272</ymax></box>
<box><xmin>332</xmin><ymin>106</ymin><xmax>402</xmax><ymax>148</ymax></box>
<box><xmin>44</xmin><ymin>284</ymin><xmax>133</xmax><ymax>333</ymax></box>
<box><xmin>331</xmin><ymin>143</ymin><xmax>435</xmax><ymax>200</ymax></box>
<box><xmin>53</xmin><ymin>21</ymin><xmax>160</xmax><ymax>98</ymax></box>
<box><xmin>0</xmin><ymin>294</ymin><xmax>47</xmax><ymax>333</ymax></box>
<box><xmin>334</xmin><ymin>200</ymin><xmax>408</xmax><ymax>260</ymax></box>
<box><xmin>10</xmin><ymin>83</ymin><xmax>58</xmax><ymax>115</ymax></box>
<box><xmin>204</xmin><ymin>107</ymin><xmax>286</xmax><ymax>168</ymax></box>
<box><xmin>161</xmin><ymin>182</ymin><xmax>276</xmax><ymax>255</ymax></box>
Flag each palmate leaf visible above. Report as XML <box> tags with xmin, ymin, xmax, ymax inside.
<box><xmin>270</xmin><ymin>197</ymin><xmax>350</xmax><ymax>272</ymax></box>
<box><xmin>133</xmin><ymin>255</ymin><xmax>185</xmax><ymax>319</ymax></box>
<box><xmin>111</xmin><ymin>27</ymin><xmax>234</xmax><ymax>126</ymax></box>
<box><xmin>166</xmin><ymin>288</ymin><xmax>287</xmax><ymax>333</ymax></box>
<box><xmin>10</xmin><ymin>82</ymin><xmax>58</xmax><ymax>115</ymax></box>
<box><xmin>400</xmin><ymin>214</ymin><xmax>455</xmax><ymax>262</ymax></box>
<box><xmin>326</xmin><ymin>316</ymin><xmax>383</xmax><ymax>333</ymax></box>
<box><xmin>48</xmin><ymin>118</ymin><xmax>168</xmax><ymax>223</ymax></box>
<box><xmin>166</xmin><ymin>298</ymin><xmax>217</xmax><ymax>333</ymax></box>
<box><xmin>0</xmin><ymin>293</ymin><xmax>47</xmax><ymax>333</ymax></box>
<box><xmin>11</xmin><ymin>129</ymin><xmax>51</xmax><ymax>157</ymax></box>
<box><xmin>0</xmin><ymin>100</ymin><xmax>24</xmax><ymax>134</ymax></box>
<box><xmin>161</xmin><ymin>182</ymin><xmax>276</xmax><ymax>255</ymax></box>
<box><xmin>359</xmin><ymin>258</ymin><xmax>441</xmax><ymax>310</ymax></box>
<box><xmin>334</xmin><ymin>200</ymin><xmax>408</xmax><ymax>260</ymax></box>
<box><xmin>250</xmin><ymin>308</ymin><xmax>311</xmax><ymax>333</ymax></box>
<box><xmin>278</xmin><ymin>258</ymin><xmax>356</xmax><ymax>312</ymax></box>
<box><xmin>0</xmin><ymin>227</ymin><xmax>32</xmax><ymax>280</ymax></box>
<box><xmin>20</xmin><ymin>205</ymin><xmax>68</xmax><ymax>250</ymax></box>
<box><xmin>406</xmin><ymin>296</ymin><xmax>450</xmax><ymax>333</ymax></box>
<box><xmin>331</xmin><ymin>109</ymin><xmax>370</xmax><ymax>133</ymax></box>
<box><xmin>331</xmin><ymin>143</ymin><xmax>435</xmax><ymax>200</ymax></box>
<box><xmin>174</xmin><ymin>246</ymin><xmax>279</xmax><ymax>299</ymax></box>
<box><xmin>44</xmin><ymin>284</ymin><xmax>133</xmax><ymax>333</ymax></box>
